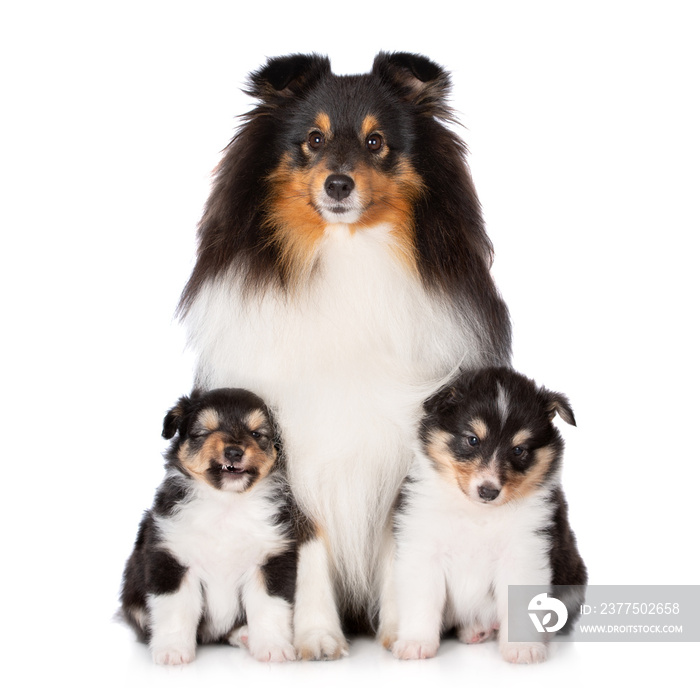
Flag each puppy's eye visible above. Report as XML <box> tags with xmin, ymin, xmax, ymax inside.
<box><xmin>466</xmin><ymin>435</ymin><xmax>480</xmax><ymax>447</ymax></box>
<box><xmin>308</xmin><ymin>131</ymin><xmax>325</xmax><ymax>150</ymax></box>
<box><xmin>189</xmin><ymin>430</ymin><xmax>209</xmax><ymax>440</ymax></box>
<box><xmin>513</xmin><ymin>446</ymin><xmax>525</xmax><ymax>456</ymax></box>
<box><xmin>366</xmin><ymin>133</ymin><xmax>383</xmax><ymax>152</ymax></box>
<box><xmin>251</xmin><ymin>431</ymin><xmax>261</xmax><ymax>439</ymax></box>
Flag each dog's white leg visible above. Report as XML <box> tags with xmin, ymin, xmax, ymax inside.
<box><xmin>242</xmin><ymin>571</ymin><xmax>296</xmax><ymax>662</ymax></box>
<box><xmin>293</xmin><ymin>538</ymin><xmax>348</xmax><ymax>660</ymax></box>
<box><xmin>376</xmin><ymin>526</ymin><xmax>399</xmax><ymax>650</ymax></box>
<box><xmin>391</xmin><ymin>551</ymin><xmax>445</xmax><ymax>660</ymax></box>
<box><xmin>495</xmin><ymin>558</ymin><xmax>550</xmax><ymax>664</ymax></box>
<box><xmin>147</xmin><ymin>570</ymin><xmax>202</xmax><ymax>665</ymax></box>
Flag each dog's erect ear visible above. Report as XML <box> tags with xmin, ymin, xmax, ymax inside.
<box><xmin>248</xmin><ymin>54</ymin><xmax>331</xmax><ymax>102</ymax></box>
<box><xmin>162</xmin><ymin>396</ymin><xmax>195</xmax><ymax>440</ymax></box>
<box><xmin>544</xmin><ymin>391</ymin><xmax>576</xmax><ymax>427</ymax></box>
<box><xmin>372</xmin><ymin>52</ymin><xmax>451</xmax><ymax>117</ymax></box>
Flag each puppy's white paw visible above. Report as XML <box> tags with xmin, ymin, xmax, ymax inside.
<box><xmin>295</xmin><ymin>629</ymin><xmax>348</xmax><ymax>661</ymax></box>
<box><xmin>227</xmin><ymin>625</ymin><xmax>249</xmax><ymax>649</ymax></box>
<box><xmin>392</xmin><ymin>639</ymin><xmax>439</xmax><ymax>660</ymax></box>
<box><xmin>151</xmin><ymin>645</ymin><xmax>196</xmax><ymax>665</ymax></box>
<box><xmin>250</xmin><ymin>642</ymin><xmax>297</xmax><ymax>663</ymax></box>
<box><xmin>500</xmin><ymin>641</ymin><xmax>548</xmax><ymax>664</ymax></box>
<box><xmin>378</xmin><ymin>628</ymin><xmax>397</xmax><ymax>651</ymax></box>
<box><xmin>457</xmin><ymin>622</ymin><xmax>496</xmax><ymax>645</ymax></box>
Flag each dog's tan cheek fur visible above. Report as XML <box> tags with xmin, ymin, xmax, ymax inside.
<box><xmin>266</xmin><ymin>153</ymin><xmax>424</xmax><ymax>279</ymax></box>
<box><xmin>247</xmin><ymin>443</ymin><xmax>277</xmax><ymax>481</ymax></box>
<box><xmin>500</xmin><ymin>445</ymin><xmax>556</xmax><ymax>502</ymax></box>
<box><xmin>354</xmin><ymin>158</ymin><xmax>424</xmax><ymax>272</ymax></box>
<box><xmin>178</xmin><ymin>434</ymin><xmax>229</xmax><ymax>482</ymax></box>
<box><xmin>425</xmin><ymin>429</ymin><xmax>481</xmax><ymax>497</ymax></box>
<box><xmin>265</xmin><ymin>155</ymin><xmax>327</xmax><ymax>284</ymax></box>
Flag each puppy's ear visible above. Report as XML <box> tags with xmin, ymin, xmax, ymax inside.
<box><xmin>162</xmin><ymin>396</ymin><xmax>194</xmax><ymax>440</ymax></box>
<box><xmin>372</xmin><ymin>52</ymin><xmax>451</xmax><ymax>118</ymax></box>
<box><xmin>424</xmin><ymin>381</ymin><xmax>463</xmax><ymax>417</ymax></box>
<box><xmin>248</xmin><ymin>54</ymin><xmax>331</xmax><ymax>101</ymax></box>
<box><xmin>544</xmin><ymin>391</ymin><xmax>576</xmax><ymax>427</ymax></box>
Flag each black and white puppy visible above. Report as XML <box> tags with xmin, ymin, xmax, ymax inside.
<box><xmin>384</xmin><ymin>367</ymin><xmax>587</xmax><ymax>663</ymax></box>
<box><xmin>120</xmin><ymin>389</ymin><xmax>298</xmax><ymax>664</ymax></box>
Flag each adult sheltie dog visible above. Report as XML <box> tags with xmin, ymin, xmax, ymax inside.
<box><xmin>178</xmin><ymin>52</ymin><xmax>511</xmax><ymax>659</ymax></box>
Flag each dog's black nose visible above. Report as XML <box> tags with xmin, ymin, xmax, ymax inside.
<box><xmin>478</xmin><ymin>484</ymin><xmax>501</xmax><ymax>502</ymax></box>
<box><xmin>324</xmin><ymin>174</ymin><xmax>355</xmax><ymax>201</ymax></box>
<box><xmin>224</xmin><ymin>446</ymin><xmax>244</xmax><ymax>463</ymax></box>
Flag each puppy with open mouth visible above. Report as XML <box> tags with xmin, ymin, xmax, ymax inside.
<box><xmin>119</xmin><ymin>388</ymin><xmax>300</xmax><ymax>664</ymax></box>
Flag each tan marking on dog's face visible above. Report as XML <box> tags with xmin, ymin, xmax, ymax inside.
<box><xmin>197</xmin><ymin>408</ymin><xmax>220</xmax><ymax>433</ymax></box>
<box><xmin>266</xmin><ymin>147</ymin><xmax>424</xmax><ymax>282</ymax></box>
<box><xmin>315</xmin><ymin>112</ymin><xmax>332</xmax><ymax>136</ymax></box>
<box><xmin>511</xmin><ymin>428</ymin><xmax>533</xmax><ymax>447</ymax></box>
<box><xmin>500</xmin><ymin>445</ymin><xmax>556</xmax><ymax>503</ymax></box>
<box><xmin>265</xmin><ymin>154</ymin><xmax>327</xmax><ymax>285</ymax></box>
<box><xmin>360</xmin><ymin>115</ymin><xmax>380</xmax><ymax>140</ymax></box>
<box><xmin>178</xmin><ymin>433</ymin><xmax>229</xmax><ymax>482</ymax></box>
<box><xmin>246</xmin><ymin>408</ymin><xmax>269</xmax><ymax>434</ymax></box>
<box><xmin>352</xmin><ymin>156</ymin><xmax>424</xmax><ymax>271</ymax></box>
<box><xmin>425</xmin><ymin>428</ymin><xmax>483</xmax><ymax>498</ymax></box>
<box><xmin>177</xmin><ymin>418</ymin><xmax>278</xmax><ymax>489</ymax></box>
<box><xmin>245</xmin><ymin>439</ymin><xmax>278</xmax><ymax>482</ymax></box>
<box><xmin>470</xmin><ymin>418</ymin><xmax>488</xmax><ymax>442</ymax></box>
<box><xmin>425</xmin><ymin>427</ymin><xmax>558</xmax><ymax>506</ymax></box>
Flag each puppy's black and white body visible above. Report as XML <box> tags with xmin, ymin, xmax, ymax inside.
<box><xmin>120</xmin><ymin>389</ymin><xmax>297</xmax><ymax>664</ymax></box>
<box><xmin>385</xmin><ymin>368</ymin><xmax>587</xmax><ymax>663</ymax></box>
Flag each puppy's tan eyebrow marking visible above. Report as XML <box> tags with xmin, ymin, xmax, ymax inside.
<box><xmin>470</xmin><ymin>418</ymin><xmax>488</xmax><ymax>441</ymax></box>
<box><xmin>246</xmin><ymin>408</ymin><xmax>269</xmax><ymax>433</ymax></box>
<box><xmin>197</xmin><ymin>408</ymin><xmax>220</xmax><ymax>433</ymax></box>
<box><xmin>512</xmin><ymin>428</ymin><xmax>533</xmax><ymax>446</ymax></box>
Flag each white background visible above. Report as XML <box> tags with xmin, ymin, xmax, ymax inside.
<box><xmin>2</xmin><ymin>1</ymin><xmax>699</xmax><ymax>697</ymax></box>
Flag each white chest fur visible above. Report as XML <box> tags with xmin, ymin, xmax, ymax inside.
<box><xmin>396</xmin><ymin>462</ymin><xmax>555</xmax><ymax>629</ymax></box>
<box><xmin>185</xmin><ymin>224</ymin><xmax>476</xmax><ymax>595</ymax></box>
<box><xmin>155</xmin><ymin>478</ymin><xmax>287</xmax><ymax>636</ymax></box>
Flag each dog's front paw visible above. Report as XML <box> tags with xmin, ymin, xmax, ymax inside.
<box><xmin>227</xmin><ymin>625</ymin><xmax>249</xmax><ymax>649</ymax></box>
<box><xmin>151</xmin><ymin>645</ymin><xmax>196</xmax><ymax>665</ymax></box>
<box><xmin>295</xmin><ymin>629</ymin><xmax>348</xmax><ymax>661</ymax></box>
<box><xmin>249</xmin><ymin>641</ymin><xmax>297</xmax><ymax>663</ymax></box>
<box><xmin>457</xmin><ymin>621</ymin><xmax>497</xmax><ymax>645</ymax></box>
<box><xmin>392</xmin><ymin>639</ymin><xmax>439</xmax><ymax>660</ymax></box>
<box><xmin>500</xmin><ymin>641</ymin><xmax>548</xmax><ymax>664</ymax></box>
<box><xmin>378</xmin><ymin>630</ymin><xmax>397</xmax><ymax>650</ymax></box>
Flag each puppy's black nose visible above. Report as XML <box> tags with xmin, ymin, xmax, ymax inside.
<box><xmin>478</xmin><ymin>484</ymin><xmax>501</xmax><ymax>502</ymax></box>
<box><xmin>324</xmin><ymin>174</ymin><xmax>355</xmax><ymax>201</ymax></box>
<box><xmin>224</xmin><ymin>446</ymin><xmax>244</xmax><ymax>463</ymax></box>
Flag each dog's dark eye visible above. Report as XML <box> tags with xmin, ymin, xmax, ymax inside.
<box><xmin>366</xmin><ymin>133</ymin><xmax>383</xmax><ymax>152</ymax></box>
<box><xmin>467</xmin><ymin>435</ymin><xmax>480</xmax><ymax>447</ymax></box>
<box><xmin>251</xmin><ymin>431</ymin><xmax>261</xmax><ymax>439</ymax></box>
<box><xmin>513</xmin><ymin>446</ymin><xmax>525</xmax><ymax>456</ymax></box>
<box><xmin>308</xmin><ymin>131</ymin><xmax>325</xmax><ymax>150</ymax></box>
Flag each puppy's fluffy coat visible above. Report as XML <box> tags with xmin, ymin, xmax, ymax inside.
<box><xmin>120</xmin><ymin>389</ymin><xmax>298</xmax><ymax>664</ymax></box>
<box><xmin>385</xmin><ymin>368</ymin><xmax>587</xmax><ymax>663</ymax></box>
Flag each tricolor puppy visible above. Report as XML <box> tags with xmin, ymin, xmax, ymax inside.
<box><xmin>387</xmin><ymin>367</ymin><xmax>587</xmax><ymax>663</ymax></box>
<box><xmin>120</xmin><ymin>389</ymin><xmax>297</xmax><ymax>664</ymax></box>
